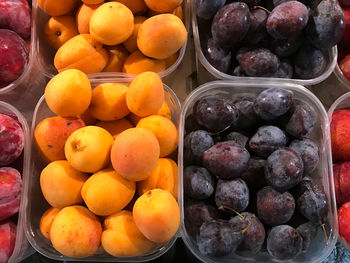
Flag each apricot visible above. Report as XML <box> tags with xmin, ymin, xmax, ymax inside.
<box><xmin>122</xmin><ymin>50</ymin><xmax>166</xmax><ymax>75</ymax></box>
<box><xmin>79</xmin><ymin>109</ymin><xmax>97</xmax><ymax>125</ymax></box>
<box><xmin>39</xmin><ymin>207</ymin><xmax>60</xmax><ymax>239</ymax></box>
<box><xmin>145</xmin><ymin>0</ymin><xmax>182</xmax><ymax>12</ymax></box>
<box><xmin>82</xmin><ymin>0</ymin><xmax>104</xmax><ymax>4</ymax></box>
<box><xmin>126</xmin><ymin>71</ymin><xmax>164</xmax><ymax>117</ymax></box>
<box><xmin>76</xmin><ymin>3</ymin><xmax>103</xmax><ymax>34</ymax></box>
<box><xmin>137</xmin><ymin>115</ymin><xmax>178</xmax><ymax>157</ymax></box>
<box><xmin>96</xmin><ymin>118</ymin><xmax>133</xmax><ymax>138</ymax></box>
<box><xmin>50</xmin><ymin>206</ymin><xmax>102</xmax><ymax>258</ymax></box>
<box><xmin>45</xmin><ymin>69</ymin><xmax>92</xmax><ymax>118</ymax></box>
<box><xmin>138</xmin><ymin>158</ymin><xmax>178</xmax><ymax>198</ymax></box>
<box><xmin>54</xmin><ymin>34</ymin><xmax>109</xmax><ymax>74</ymax></box>
<box><xmin>65</xmin><ymin>126</ymin><xmax>114</xmax><ymax>173</ymax></box>
<box><xmin>111</xmin><ymin>128</ymin><xmax>160</xmax><ymax>181</ymax></box>
<box><xmin>37</xmin><ymin>0</ymin><xmax>79</xmax><ymax>16</ymax></box>
<box><xmin>133</xmin><ymin>189</ymin><xmax>180</xmax><ymax>243</ymax></box>
<box><xmin>81</xmin><ymin>169</ymin><xmax>135</xmax><ymax>216</ymax></box>
<box><xmin>102</xmin><ymin>211</ymin><xmax>153</xmax><ymax>257</ymax></box>
<box><xmin>90</xmin><ymin>2</ymin><xmax>134</xmax><ymax>45</ymax></box>
<box><xmin>165</xmin><ymin>52</ymin><xmax>179</xmax><ymax>68</ymax></box>
<box><xmin>45</xmin><ymin>16</ymin><xmax>79</xmax><ymax>50</ymax></box>
<box><xmin>89</xmin><ymin>83</ymin><xmax>130</xmax><ymax>121</ymax></box>
<box><xmin>111</xmin><ymin>0</ymin><xmax>147</xmax><ymax>14</ymax></box>
<box><xmin>172</xmin><ymin>5</ymin><xmax>183</xmax><ymax>21</ymax></box>
<box><xmin>123</xmin><ymin>16</ymin><xmax>147</xmax><ymax>53</ymax></box>
<box><xmin>34</xmin><ymin>116</ymin><xmax>85</xmax><ymax>162</ymax></box>
<box><xmin>157</xmin><ymin>101</ymin><xmax>172</xmax><ymax>120</ymax></box>
<box><xmin>40</xmin><ymin>160</ymin><xmax>89</xmax><ymax>208</ymax></box>
<box><xmin>103</xmin><ymin>45</ymin><xmax>129</xmax><ymax>72</ymax></box>
<box><xmin>137</xmin><ymin>14</ymin><xmax>187</xmax><ymax>59</ymax></box>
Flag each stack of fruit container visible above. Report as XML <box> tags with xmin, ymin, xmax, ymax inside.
<box><xmin>2</xmin><ymin>0</ymin><xmax>350</xmax><ymax>262</ymax></box>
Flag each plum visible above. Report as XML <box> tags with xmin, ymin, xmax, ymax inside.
<box><xmin>0</xmin><ymin>0</ymin><xmax>31</xmax><ymax>39</ymax></box>
<box><xmin>184</xmin><ymin>166</ymin><xmax>215</xmax><ymax>200</ymax></box>
<box><xmin>195</xmin><ymin>0</ymin><xmax>226</xmax><ymax>20</ymax></box>
<box><xmin>0</xmin><ymin>29</ymin><xmax>29</xmax><ymax>88</ymax></box>
<box><xmin>184</xmin><ymin>130</ymin><xmax>214</xmax><ymax>165</ymax></box>
<box><xmin>0</xmin><ymin>113</ymin><xmax>24</xmax><ymax>165</ymax></box>
<box><xmin>204</xmin><ymin>38</ymin><xmax>231</xmax><ymax>73</ymax></box>
<box><xmin>243</xmin><ymin>8</ymin><xmax>268</xmax><ymax>46</ymax></box>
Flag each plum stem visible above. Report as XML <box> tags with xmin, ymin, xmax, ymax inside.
<box><xmin>209</xmin><ymin>125</ymin><xmax>231</xmax><ymax>136</ymax></box>
<box><xmin>253</xmin><ymin>6</ymin><xmax>271</xmax><ymax>14</ymax></box>
<box><xmin>321</xmin><ymin>224</ymin><xmax>328</xmax><ymax>247</ymax></box>
<box><xmin>241</xmin><ymin>214</ymin><xmax>255</xmax><ymax>234</ymax></box>
<box><xmin>218</xmin><ymin>205</ymin><xmax>244</xmax><ymax>219</ymax></box>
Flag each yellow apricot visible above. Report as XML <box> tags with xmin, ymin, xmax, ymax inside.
<box><xmin>126</xmin><ymin>71</ymin><xmax>164</xmax><ymax>117</ymax></box>
<box><xmin>82</xmin><ymin>0</ymin><xmax>104</xmax><ymax>4</ymax></box>
<box><xmin>96</xmin><ymin>118</ymin><xmax>133</xmax><ymax>138</ymax></box>
<box><xmin>123</xmin><ymin>50</ymin><xmax>166</xmax><ymax>75</ymax></box>
<box><xmin>90</xmin><ymin>2</ymin><xmax>134</xmax><ymax>45</ymax></box>
<box><xmin>45</xmin><ymin>69</ymin><xmax>92</xmax><ymax>118</ymax></box>
<box><xmin>144</xmin><ymin>0</ymin><xmax>182</xmax><ymax>13</ymax></box>
<box><xmin>89</xmin><ymin>83</ymin><xmax>130</xmax><ymax>121</ymax></box>
<box><xmin>123</xmin><ymin>16</ymin><xmax>147</xmax><ymax>53</ymax></box>
<box><xmin>39</xmin><ymin>207</ymin><xmax>60</xmax><ymax>239</ymax></box>
<box><xmin>37</xmin><ymin>0</ymin><xmax>79</xmax><ymax>16</ymax></box>
<box><xmin>76</xmin><ymin>3</ymin><xmax>103</xmax><ymax>34</ymax></box>
<box><xmin>103</xmin><ymin>45</ymin><xmax>129</xmax><ymax>72</ymax></box>
<box><xmin>111</xmin><ymin>0</ymin><xmax>147</xmax><ymax>14</ymax></box>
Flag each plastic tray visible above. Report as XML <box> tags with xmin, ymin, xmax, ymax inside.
<box><xmin>191</xmin><ymin>0</ymin><xmax>338</xmax><ymax>86</ymax></box>
<box><xmin>0</xmin><ymin>1</ymin><xmax>36</xmax><ymax>95</ymax></box>
<box><xmin>178</xmin><ymin>81</ymin><xmax>338</xmax><ymax>263</ymax></box>
<box><xmin>32</xmin><ymin>0</ymin><xmax>190</xmax><ymax>84</ymax></box>
<box><xmin>0</xmin><ymin>101</ymin><xmax>34</xmax><ymax>263</ymax></box>
<box><xmin>24</xmin><ymin>80</ymin><xmax>182</xmax><ymax>262</ymax></box>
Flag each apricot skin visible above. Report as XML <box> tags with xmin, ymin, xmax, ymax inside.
<box><xmin>96</xmin><ymin>118</ymin><xmax>133</xmax><ymax>138</ymax></box>
<box><xmin>103</xmin><ymin>45</ymin><xmax>129</xmax><ymax>73</ymax></box>
<box><xmin>39</xmin><ymin>207</ymin><xmax>60</xmax><ymax>239</ymax></box>
<box><xmin>123</xmin><ymin>50</ymin><xmax>166</xmax><ymax>75</ymax></box>
<box><xmin>76</xmin><ymin>3</ymin><xmax>103</xmax><ymax>34</ymax></box>
<box><xmin>37</xmin><ymin>0</ymin><xmax>79</xmax><ymax>16</ymax></box>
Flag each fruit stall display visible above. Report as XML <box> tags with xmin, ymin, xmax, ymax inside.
<box><xmin>1</xmin><ymin>0</ymin><xmax>350</xmax><ymax>262</ymax></box>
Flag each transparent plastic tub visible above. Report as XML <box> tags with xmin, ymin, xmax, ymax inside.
<box><xmin>0</xmin><ymin>0</ymin><xmax>36</xmax><ymax>95</ymax></box>
<box><xmin>178</xmin><ymin>81</ymin><xmax>338</xmax><ymax>263</ymax></box>
<box><xmin>191</xmin><ymin>0</ymin><xmax>338</xmax><ymax>86</ymax></box>
<box><xmin>24</xmin><ymin>80</ymin><xmax>182</xmax><ymax>262</ymax></box>
<box><xmin>32</xmin><ymin>0</ymin><xmax>190</xmax><ymax>83</ymax></box>
<box><xmin>0</xmin><ymin>101</ymin><xmax>34</xmax><ymax>263</ymax></box>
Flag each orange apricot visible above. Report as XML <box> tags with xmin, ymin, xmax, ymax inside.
<box><xmin>144</xmin><ymin>0</ymin><xmax>182</xmax><ymax>13</ymax></box>
<box><xmin>79</xmin><ymin>109</ymin><xmax>97</xmax><ymax>126</ymax></box>
<box><xmin>111</xmin><ymin>0</ymin><xmax>147</xmax><ymax>14</ymax></box>
<box><xmin>82</xmin><ymin>0</ymin><xmax>104</xmax><ymax>4</ymax></box>
<box><xmin>123</xmin><ymin>16</ymin><xmax>147</xmax><ymax>53</ymax></box>
<box><xmin>102</xmin><ymin>45</ymin><xmax>129</xmax><ymax>72</ymax></box>
<box><xmin>96</xmin><ymin>118</ymin><xmax>133</xmax><ymax>138</ymax></box>
<box><xmin>39</xmin><ymin>207</ymin><xmax>60</xmax><ymax>239</ymax></box>
<box><xmin>37</xmin><ymin>0</ymin><xmax>79</xmax><ymax>16</ymax></box>
<box><xmin>122</xmin><ymin>50</ymin><xmax>166</xmax><ymax>75</ymax></box>
<box><xmin>76</xmin><ymin>3</ymin><xmax>103</xmax><ymax>34</ymax></box>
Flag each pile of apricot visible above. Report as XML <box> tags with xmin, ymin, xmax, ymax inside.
<box><xmin>35</xmin><ymin>70</ymin><xmax>180</xmax><ymax>258</ymax></box>
<box><xmin>39</xmin><ymin>0</ymin><xmax>187</xmax><ymax>75</ymax></box>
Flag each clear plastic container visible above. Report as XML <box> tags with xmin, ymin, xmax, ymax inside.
<box><xmin>23</xmin><ymin>80</ymin><xmax>182</xmax><ymax>262</ymax></box>
<box><xmin>178</xmin><ymin>81</ymin><xmax>338</xmax><ymax>263</ymax></box>
<box><xmin>0</xmin><ymin>101</ymin><xmax>34</xmax><ymax>263</ymax></box>
<box><xmin>32</xmin><ymin>0</ymin><xmax>190</xmax><ymax>83</ymax></box>
<box><xmin>0</xmin><ymin>1</ymin><xmax>36</xmax><ymax>94</ymax></box>
<box><xmin>191</xmin><ymin>0</ymin><xmax>338</xmax><ymax>86</ymax></box>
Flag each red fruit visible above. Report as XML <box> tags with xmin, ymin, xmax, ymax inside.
<box><xmin>333</xmin><ymin>162</ymin><xmax>350</xmax><ymax>205</ymax></box>
<box><xmin>338</xmin><ymin>46</ymin><xmax>350</xmax><ymax>63</ymax></box>
<box><xmin>0</xmin><ymin>167</ymin><xmax>22</xmax><ymax>221</ymax></box>
<box><xmin>0</xmin><ymin>0</ymin><xmax>31</xmax><ymax>39</ymax></box>
<box><xmin>339</xmin><ymin>8</ymin><xmax>350</xmax><ymax>48</ymax></box>
<box><xmin>339</xmin><ymin>202</ymin><xmax>350</xmax><ymax>244</ymax></box>
<box><xmin>0</xmin><ymin>113</ymin><xmax>24</xmax><ymax>166</ymax></box>
<box><xmin>340</xmin><ymin>55</ymin><xmax>350</xmax><ymax>81</ymax></box>
<box><xmin>331</xmin><ymin>110</ymin><xmax>350</xmax><ymax>162</ymax></box>
<box><xmin>0</xmin><ymin>222</ymin><xmax>16</xmax><ymax>263</ymax></box>
<box><xmin>0</xmin><ymin>29</ymin><xmax>29</xmax><ymax>88</ymax></box>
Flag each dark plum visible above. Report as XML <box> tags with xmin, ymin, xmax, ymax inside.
<box><xmin>215</xmin><ymin>178</ymin><xmax>249</xmax><ymax>212</ymax></box>
<box><xmin>229</xmin><ymin>212</ymin><xmax>266</xmax><ymax>256</ymax></box>
<box><xmin>197</xmin><ymin>219</ymin><xmax>243</xmax><ymax>257</ymax></box>
<box><xmin>193</xmin><ymin>95</ymin><xmax>239</xmax><ymax>132</ymax></box>
<box><xmin>257</xmin><ymin>186</ymin><xmax>295</xmax><ymax>226</ymax></box>
<box><xmin>267</xmin><ymin>225</ymin><xmax>303</xmax><ymax>260</ymax></box>
<box><xmin>265</xmin><ymin>148</ymin><xmax>304</xmax><ymax>191</ymax></box>
<box><xmin>285</xmin><ymin>99</ymin><xmax>316</xmax><ymax>138</ymax></box>
<box><xmin>195</xmin><ymin>0</ymin><xmax>226</xmax><ymax>20</ymax></box>
<box><xmin>266</xmin><ymin>1</ymin><xmax>309</xmax><ymax>40</ymax></box>
<box><xmin>185</xmin><ymin>202</ymin><xmax>219</xmax><ymax>236</ymax></box>
<box><xmin>223</xmin><ymin>132</ymin><xmax>249</xmax><ymax>147</ymax></box>
<box><xmin>273</xmin><ymin>59</ymin><xmax>293</xmax><ymax>78</ymax></box>
<box><xmin>306</xmin><ymin>0</ymin><xmax>345</xmax><ymax>50</ymax></box>
<box><xmin>204</xmin><ymin>38</ymin><xmax>231</xmax><ymax>73</ymax></box>
<box><xmin>253</xmin><ymin>88</ymin><xmax>294</xmax><ymax>120</ymax></box>
<box><xmin>296</xmin><ymin>221</ymin><xmax>318</xmax><ymax>250</ymax></box>
<box><xmin>249</xmin><ymin>125</ymin><xmax>288</xmax><ymax>158</ymax></box>
<box><xmin>203</xmin><ymin>141</ymin><xmax>250</xmax><ymax>179</ymax></box>
<box><xmin>243</xmin><ymin>8</ymin><xmax>269</xmax><ymax>46</ymax></box>
<box><xmin>211</xmin><ymin>3</ymin><xmax>250</xmax><ymax>48</ymax></box>
<box><xmin>238</xmin><ymin>48</ymin><xmax>279</xmax><ymax>77</ymax></box>
<box><xmin>234</xmin><ymin>97</ymin><xmax>261</xmax><ymax>130</ymax></box>
<box><xmin>297</xmin><ymin>182</ymin><xmax>328</xmax><ymax>223</ymax></box>
<box><xmin>293</xmin><ymin>43</ymin><xmax>326</xmax><ymax>79</ymax></box>
<box><xmin>185</xmin><ymin>114</ymin><xmax>203</xmax><ymax>133</ymax></box>
<box><xmin>184</xmin><ymin>130</ymin><xmax>214</xmax><ymax>165</ymax></box>
<box><xmin>290</xmin><ymin>138</ymin><xmax>319</xmax><ymax>175</ymax></box>
<box><xmin>232</xmin><ymin>66</ymin><xmax>247</xmax><ymax>76</ymax></box>
<box><xmin>273</xmin><ymin>0</ymin><xmax>291</xmax><ymax>6</ymax></box>
<box><xmin>270</xmin><ymin>34</ymin><xmax>304</xmax><ymax>58</ymax></box>
<box><xmin>184</xmin><ymin>166</ymin><xmax>215</xmax><ymax>200</ymax></box>
<box><xmin>241</xmin><ymin>158</ymin><xmax>267</xmax><ymax>190</ymax></box>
